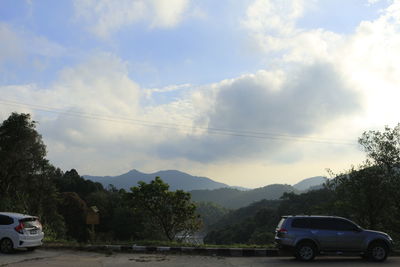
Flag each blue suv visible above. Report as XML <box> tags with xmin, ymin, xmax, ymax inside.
<box><xmin>275</xmin><ymin>215</ymin><xmax>393</xmax><ymax>261</ymax></box>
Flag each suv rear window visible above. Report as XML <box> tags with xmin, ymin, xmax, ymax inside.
<box><xmin>277</xmin><ymin>218</ymin><xmax>286</xmax><ymax>229</ymax></box>
<box><xmin>291</xmin><ymin>218</ymin><xmax>310</xmax><ymax>228</ymax></box>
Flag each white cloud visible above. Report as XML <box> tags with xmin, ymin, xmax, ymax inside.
<box><xmin>73</xmin><ymin>0</ymin><xmax>190</xmax><ymax>39</ymax></box>
<box><xmin>336</xmin><ymin>0</ymin><xmax>400</xmax><ymax>128</ymax></box>
<box><xmin>242</xmin><ymin>0</ymin><xmax>307</xmax><ymax>36</ymax></box>
<box><xmin>0</xmin><ymin>22</ymin><xmax>65</xmax><ymax>76</ymax></box>
<box><xmin>150</xmin><ymin>0</ymin><xmax>189</xmax><ymax>28</ymax></box>
<box><xmin>242</xmin><ymin>0</ymin><xmax>400</xmax><ymax>129</ymax></box>
<box><xmin>0</xmin><ymin>23</ymin><xmax>24</xmax><ymax>64</ymax></box>
<box><xmin>155</xmin><ymin>61</ymin><xmax>361</xmax><ymax>163</ymax></box>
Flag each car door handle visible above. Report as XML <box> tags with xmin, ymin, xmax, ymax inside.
<box><xmin>337</xmin><ymin>232</ymin><xmax>344</xmax><ymax>235</ymax></box>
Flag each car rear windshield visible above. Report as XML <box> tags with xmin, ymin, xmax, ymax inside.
<box><xmin>277</xmin><ymin>218</ymin><xmax>286</xmax><ymax>229</ymax></box>
<box><xmin>20</xmin><ymin>217</ymin><xmax>41</xmax><ymax>229</ymax></box>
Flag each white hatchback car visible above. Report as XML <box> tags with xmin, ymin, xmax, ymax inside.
<box><xmin>0</xmin><ymin>212</ymin><xmax>44</xmax><ymax>253</ymax></box>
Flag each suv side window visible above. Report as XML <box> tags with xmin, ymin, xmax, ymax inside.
<box><xmin>291</xmin><ymin>218</ymin><xmax>310</xmax><ymax>228</ymax></box>
<box><xmin>310</xmin><ymin>218</ymin><xmax>337</xmax><ymax>230</ymax></box>
<box><xmin>0</xmin><ymin>215</ymin><xmax>14</xmax><ymax>225</ymax></box>
<box><xmin>332</xmin><ymin>218</ymin><xmax>358</xmax><ymax>231</ymax></box>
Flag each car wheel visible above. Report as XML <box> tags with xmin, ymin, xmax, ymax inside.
<box><xmin>0</xmin><ymin>238</ymin><xmax>14</xmax><ymax>254</ymax></box>
<box><xmin>295</xmin><ymin>242</ymin><xmax>316</xmax><ymax>261</ymax></box>
<box><xmin>368</xmin><ymin>242</ymin><xmax>388</xmax><ymax>262</ymax></box>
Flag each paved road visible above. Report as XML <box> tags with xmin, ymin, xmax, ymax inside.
<box><xmin>1</xmin><ymin>249</ymin><xmax>399</xmax><ymax>266</ymax></box>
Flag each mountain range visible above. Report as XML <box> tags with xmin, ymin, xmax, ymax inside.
<box><xmin>189</xmin><ymin>184</ymin><xmax>297</xmax><ymax>209</ymax></box>
<box><xmin>84</xmin><ymin>169</ymin><xmax>229</xmax><ymax>191</ymax></box>
<box><xmin>84</xmin><ymin>169</ymin><xmax>327</xmax><ymax>209</ymax></box>
<box><xmin>292</xmin><ymin>176</ymin><xmax>328</xmax><ymax>191</ymax></box>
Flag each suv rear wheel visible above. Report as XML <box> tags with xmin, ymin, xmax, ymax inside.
<box><xmin>367</xmin><ymin>241</ymin><xmax>388</xmax><ymax>262</ymax></box>
<box><xmin>0</xmin><ymin>238</ymin><xmax>14</xmax><ymax>254</ymax></box>
<box><xmin>295</xmin><ymin>241</ymin><xmax>317</xmax><ymax>261</ymax></box>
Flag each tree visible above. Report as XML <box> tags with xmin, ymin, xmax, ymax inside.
<box><xmin>327</xmin><ymin>165</ymin><xmax>393</xmax><ymax>230</ymax></box>
<box><xmin>357</xmin><ymin>124</ymin><xmax>400</xmax><ymax>231</ymax></box>
<box><xmin>359</xmin><ymin>124</ymin><xmax>400</xmax><ymax>171</ymax></box>
<box><xmin>195</xmin><ymin>202</ymin><xmax>229</xmax><ymax>231</ymax></box>
<box><xmin>127</xmin><ymin>177</ymin><xmax>201</xmax><ymax>241</ymax></box>
<box><xmin>0</xmin><ymin>113</ymin><xmax>64</xmax><ymax>237</ymax></box>
<box><xmin>58</xmin><ymin>192</ymin><xmax>89</xmax><ymax>242</ymax></box>
<box><xmin>0</xmin><ymin>113</ymin><xmax>47</xmax><ymax>210</ymax></box>
<box><xmin>54</xmin><ymin>169</ymin><xmax>104</xmax><ymax>200</ymax></box>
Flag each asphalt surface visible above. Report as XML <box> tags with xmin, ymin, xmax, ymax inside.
<box><xmin>1</xmin><ymin>249</ymin><xmax>400</xmax><ymax>266</ymax></box>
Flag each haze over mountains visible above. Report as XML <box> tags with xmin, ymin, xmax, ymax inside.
<box><xmin>84</xmin><ymin>169</ymin><xmax>327</xmax><ymax>209</ymax></box>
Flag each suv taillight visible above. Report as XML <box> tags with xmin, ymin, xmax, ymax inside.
<box><xmin>15</xmin><ymin>222</ymin><xmax>24</xmax><ymax>234</ymax></box>
<box><xmin>277</xmin><ymin>228</ymin><xmax>288</xmax><ymax>235</ymax></box>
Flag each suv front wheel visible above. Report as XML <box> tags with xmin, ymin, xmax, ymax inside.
<box><xmin>295</xmin><ymin>241</ymin><xmax>317</xmax><ymax>261</ymax></box>
<box><xmin>367</xmin><ymin>241</ymin><xmax>388</xmax><ymax>262</ymax></box>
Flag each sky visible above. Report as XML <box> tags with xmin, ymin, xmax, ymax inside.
<box><xmin>1</xmin><ymin>0</ymin><xmax>400</xmax><ymax>188</ymax></box>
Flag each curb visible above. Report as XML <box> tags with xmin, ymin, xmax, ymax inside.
<box><xmin>44</xmin><ymin>244</ymin><xmax>278</xmax><ymax>257</ymax></box>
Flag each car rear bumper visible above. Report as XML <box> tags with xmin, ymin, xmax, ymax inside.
<box><xmin>16</xmin><ymin>232</ymin><xmax>44</xmax><ymax>248</ymax></box>
<box><xmin>275</xmin><ymin>239</ymin><xmax>295</xmax><ymax>256</ymax></box>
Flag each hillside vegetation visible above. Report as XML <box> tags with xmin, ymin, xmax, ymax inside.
<box><xmin>190</xmin><ymin>184</ymin><xmax>297</xmax><ymax>209</ymax></box>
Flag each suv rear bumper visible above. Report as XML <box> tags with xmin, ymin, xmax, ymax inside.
<box><xmin>275</xmin><ymin>242</ymin><xmax>295</xmax><ymax>256</ymax></box>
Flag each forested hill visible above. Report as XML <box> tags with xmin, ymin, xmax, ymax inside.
<box><xmin>190</xmin><ymin>184</ymin><xmax>298</xmax><ymax>209</ymax></box>
<box><xmin>84</xmin><ymin>169</ymin><xmax>230</xmax><ymax>191</ymax></box>
<box><xmin>292</xmin><ymin>176</ymin><xmax>327</xmax><ymax>191</ymax></box>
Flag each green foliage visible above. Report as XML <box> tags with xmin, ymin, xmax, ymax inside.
<box><xmin>127</xmin><ymin>177</ymin><xmax>201</xmax><ymax>241</ymax></box>
<box><xmin>55</xmin><ymin>169</ymin><xmax>104</xmax><ymax>200</ymax></box>
<box><xmin>359</xmin><ymin>124</ymin><xmax>400</xmax><ymax>170</ymax></box>
<box><xmin>204</xmin><ymin>200</ymin><xmax>280</xmax><ymax>245</ymax></box>
<box><xmin>327</xmin><ymin>165</ymin><xmax>393</xmax><ymax>229</ymax></box>
<box><xmin>190</xmin><ymin>184</ymin><xmax>296</xmax><ymax>209</ymax></box>
<box><xmin>278</xmin><ymin>188</ymin><xmax>335</xmax><ymax>216</ymax></box>
<box><xmin>0</xmin><ymin>113</ymin><xmax>65</xmax><ymax>238</ymax></box>
<box><xmin>58</xmin><ymin>192</ymin><xmax>89</xmax><ymax>242</ymax></box>
<box><xmin>195</xmin><ymin>202</ymin><xmax>229</xmax><ymax>231</ymax></box>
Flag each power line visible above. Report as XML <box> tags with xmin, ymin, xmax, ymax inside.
<box><xmin>0</xmin><ymin>98</ymin><xmax>357</xmax><ymax>146</ymax></box>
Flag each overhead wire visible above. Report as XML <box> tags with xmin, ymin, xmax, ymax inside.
<box><xmin>0</xmin><ymin>98</ymin><xmax>357</xmax><ymax>146</ymax></box>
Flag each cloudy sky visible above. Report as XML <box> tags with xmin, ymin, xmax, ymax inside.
<box><xmin>1</xmin><ymin>0</ymin><xmax>400</xmax><ymax>188</ymax></box>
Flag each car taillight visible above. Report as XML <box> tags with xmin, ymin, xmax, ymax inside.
<box><xmin>15</xmin><ymin>222</ymin><xmax>24</xmax><ymax>234</ymax></box>
<box><xmin>277</xmin><ymin>228</ymin><xmax>288</xmax><ymax>234</ymax></box>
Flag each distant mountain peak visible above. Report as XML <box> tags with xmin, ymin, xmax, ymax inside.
<box><xmin>84</xmin><ymin>169</ymin><xmax>230</xmax><ymax>191</ymax></box>
<box><xmin>292</xmin><ymin>176</ymin><xmax>328</xmax><ymax>191</ymax></box>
